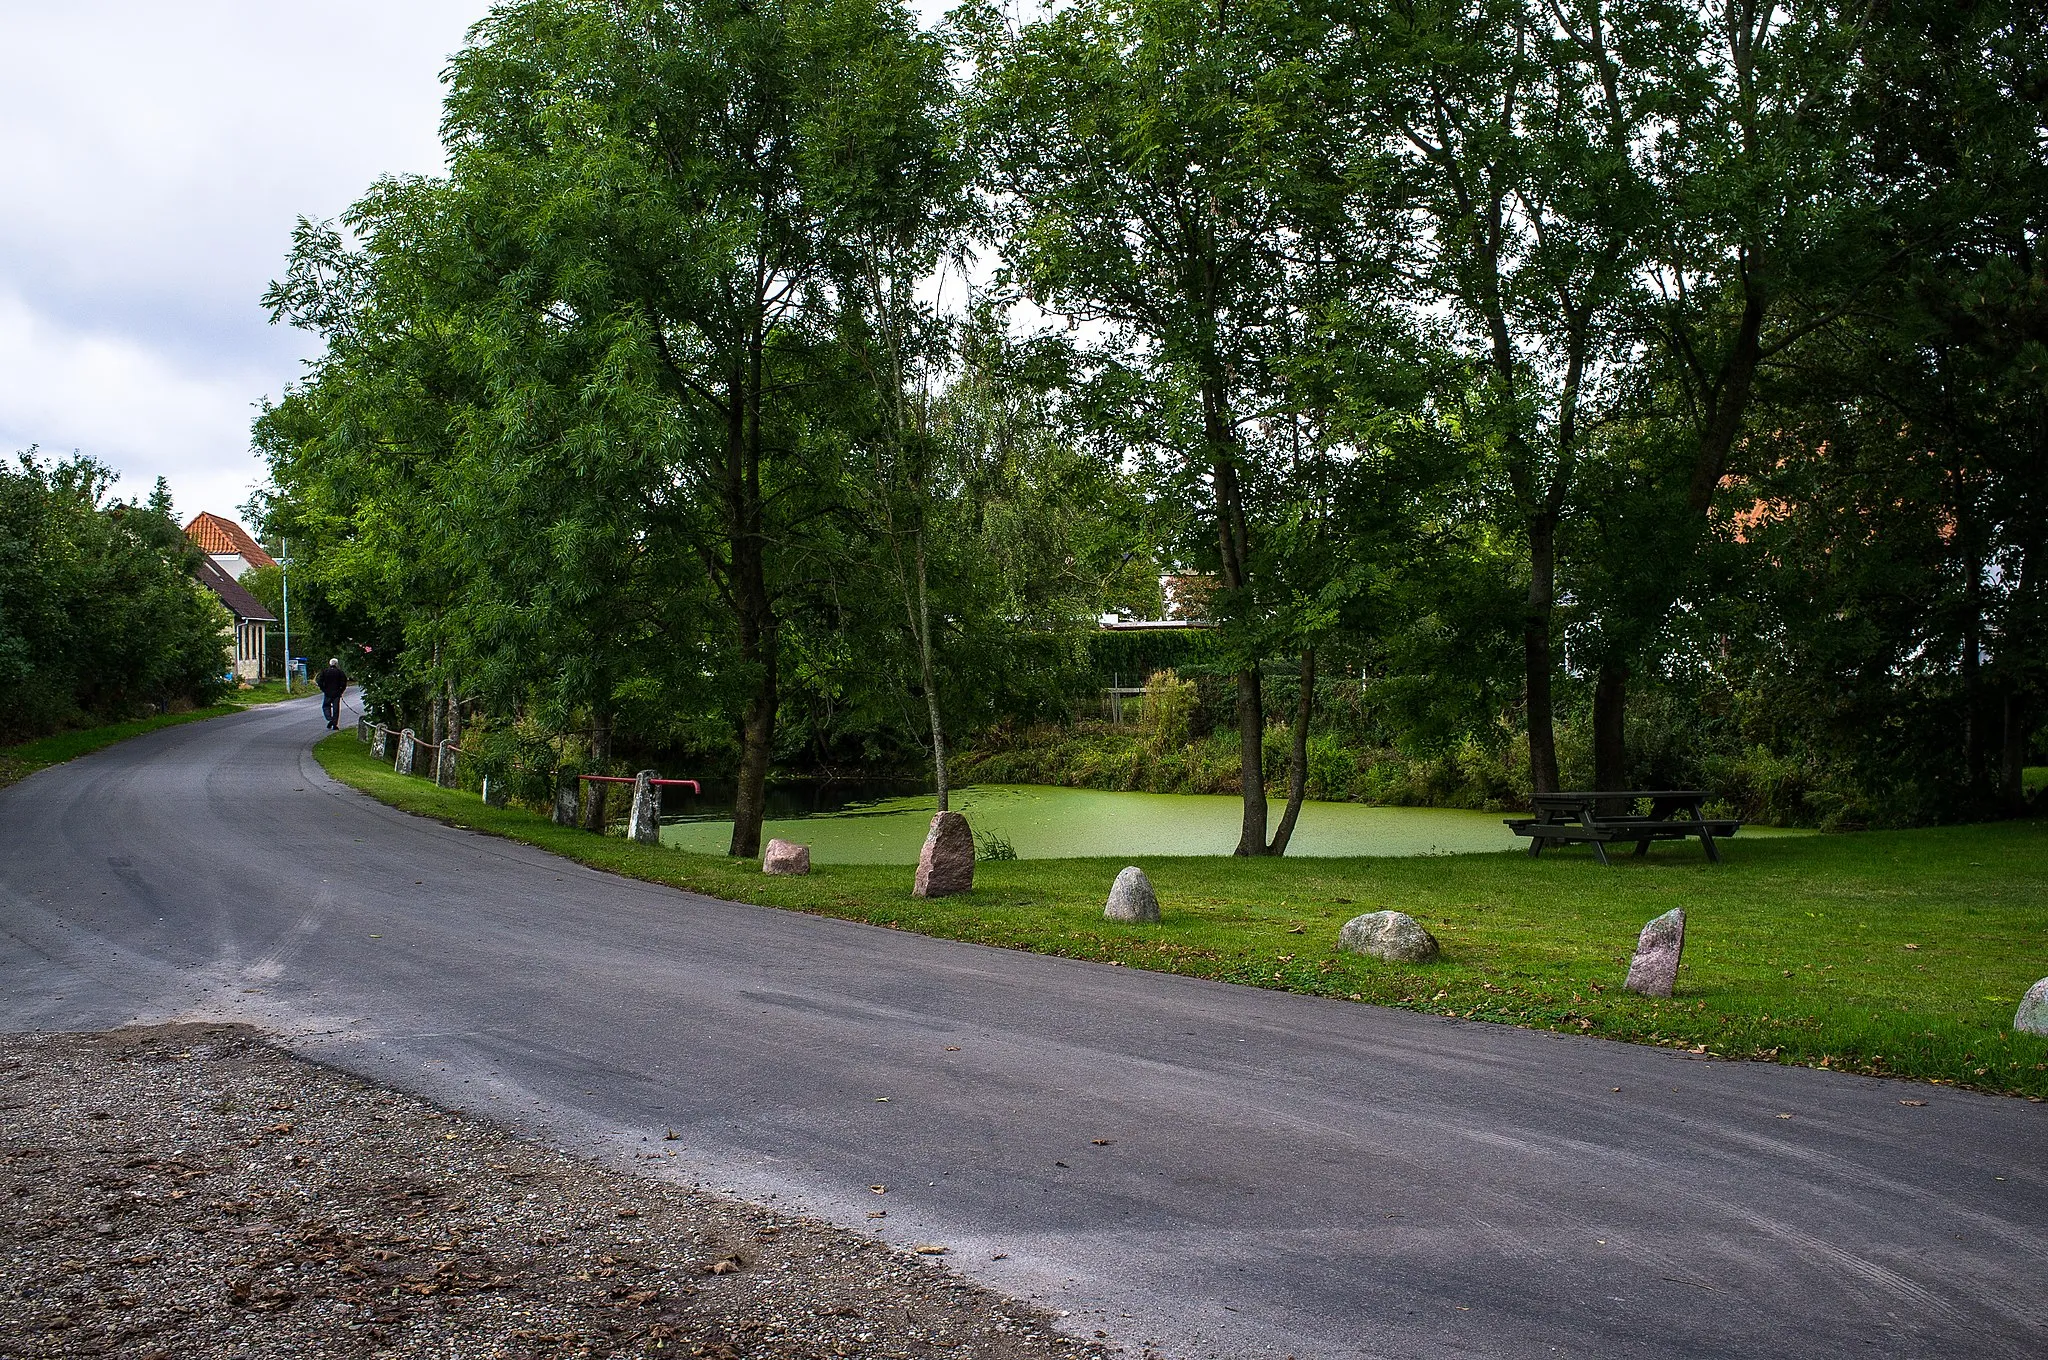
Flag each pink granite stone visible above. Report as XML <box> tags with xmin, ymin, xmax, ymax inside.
<box><xmin>912</xmin><ymin>811</ymin><xmax>975</xmax><ymax>898</ymax></box>
<box><xmin>762</xmin><ymin>838</ymin><xmax>811</xmax><ymax>875</ymax></box>
<box><xmin>1625</xmin><ymin>908</ymin><xmax>1686</xmax><ymax>997</ymax></box>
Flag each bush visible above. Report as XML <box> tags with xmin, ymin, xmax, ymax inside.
<box><xmin>0</xmin><ymin>452</ymin><xmax>233</xmax><ymax>742</ymax></box>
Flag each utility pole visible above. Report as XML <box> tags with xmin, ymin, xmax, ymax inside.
<box><xmin>281</xmin><ymin>535</ymin><xmax>292</xmax><ymax>693</ymax></box>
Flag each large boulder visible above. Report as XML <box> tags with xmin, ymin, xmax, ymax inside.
<box><xmin>552</xmin><ymin>780</ymin><xmax>580</xmax><ymax>827</ymax></box>
<box><xmin>627</xmin><ymin>770</ymin><xmax>662</xmax><ymax>845</ymax></box>
<box><xmin>2016</xmin><ymin>978</ymin><xmax>2048</xmax><ymax>1037</ymax></box>
<box><xmin>1104</xmin><ymin>866</ymin><xmax>1160</xmax><ymax>923</ymax></box>
<box><xmin>763</xmin><ymin>839</ymin><xmax>811</xmax><ymax>876</ymax></box>
<box><xmin>1338</xmin><ymin>911</ymin><xmax>1439</xmax><ymax>963</ymax></box>
<box><xmin>1625</xmin><ymin>908</ymin><xmax>1686</xmax><ymax>997</ymax></box>
<box><xmin>913</xmin><ymin>811</ymin><xmax>975</xmax><ymax>898</ymax></box>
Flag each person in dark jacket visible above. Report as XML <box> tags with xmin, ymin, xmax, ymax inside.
<box><xmin>316</xmin><ymin>659</ymin><xmax>348</xmax><ymax>729</ymax></box>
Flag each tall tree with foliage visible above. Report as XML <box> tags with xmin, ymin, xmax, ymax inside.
<box><xmin>433</xmin><ymin>0</ymin><xmax>963</xmax><ymax>857</ymax></box>
<box><xmin>962</xmin><ymin>0</ymin><xmax>1401</xmax><ymax>853</ymax></box>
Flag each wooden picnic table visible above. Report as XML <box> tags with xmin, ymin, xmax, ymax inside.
<box><xmin>1504</xmin><ymin>789</ymin><xmax>1740</xmax><ymax>865</ymax></box>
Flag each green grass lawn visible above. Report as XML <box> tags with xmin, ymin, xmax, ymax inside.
<box><xmin>317</xmin><ymin>733</ymin><xmax>2048</xmax><ymax>1099</ymax></box>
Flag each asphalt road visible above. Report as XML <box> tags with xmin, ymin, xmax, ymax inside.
<box><xmin>2</xmin><ymin>699</ymin><xmax>2042</xmax><ymax>1359</ymax></box>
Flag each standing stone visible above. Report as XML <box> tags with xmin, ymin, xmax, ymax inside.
<box><xmin>394</xmin><ymin>729</ymin><xmax>417</xmax><ymax>776</ymax></box>
<box><xmin>1337</xmin><ymin>911</ymin><xmax>1440</xmax><ymax>963</ymax></box>
<box><xmin>435</xmin><ymin>744</ymin><xmax>459</xmax><ymax>789</ymax></box>
<box><xmin>762</xmin><ymin>839</ymin><xmax>811</xmax><ymax>875</ymax></box>
<box><xmin>356</xmin><ymin>717</ymin><xmax>371</xmax><ymax>744</ymax></box>
<box><xmin>552</xmin><ymin>779</ymin><xmax>580</xmax><ymax>826</ymax></box>
<box><xmin>913</xmin><ymin>811</ymin><xmax>975</xmax><ymax>898</ymax></box>
<box><xmin>628</xmin><ymin>770</ymin><xmax>662</xmax><ymax>845</ymax></box>
<box><xmin>1625</xmin><ymin>908</ymin><xmax>1687</xmax><ymax>997</ymax></box>
<box><xmin>1103</xmin><ymin>866</ymin><xmax>1161</xmax><ymax>922</ymax></box>
<box><xmin>2016</xmin><ymin>978</ymin><xmax>2048</xmax><ymax>1037</ymax></box>
<box><xmin>481</xmin><ymin>776</ymin><xmax>508</xmax><ymax>807</ymax></box>
<box><xmin>377</xmin><ymin>726</ymin><xmax>397</xmax><ymax>761</ymax></box>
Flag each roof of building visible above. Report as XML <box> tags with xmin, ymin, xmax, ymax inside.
<box><xmin>195</xmin><ymin>556</ymin><xmax>277</xmax><ymax>623</ymax></box>
<box><xmin>184</xmin><ymin>512</ymin><xmax>278</xmax><ymax>571</ymax></box>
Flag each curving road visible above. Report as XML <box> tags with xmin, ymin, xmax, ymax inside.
<box><xmin>2</xmin><ymin>699</ymin><xmax>2042</xmax><ymax>1358</ymax></box>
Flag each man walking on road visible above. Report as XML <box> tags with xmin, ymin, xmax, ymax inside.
<box><xmin>316</xmin><ymin>659</ymin><xmax>348</xmax><ymax>730</ymax></box>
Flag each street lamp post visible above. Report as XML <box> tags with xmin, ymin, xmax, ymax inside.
<box><xmin>281</xmin><ymin>535</ymin><xmax>291</xmax><ymax>693</ymax></box>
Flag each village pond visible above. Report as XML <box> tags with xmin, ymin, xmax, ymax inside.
<box><xmin>654</xmin><ymin>783</ymin><xmax>1734</xmax><ymax>862</ymax></box>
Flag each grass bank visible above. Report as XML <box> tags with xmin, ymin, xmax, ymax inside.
<box><xmin>317</xmin><ymin>733</ymin><xmax>2048</xmax><ymax>1099</ymax></box>
<box><xmin>0</xmin><ymin>684</ymin><xmax>303</xmax><ymax>790</ymax></box>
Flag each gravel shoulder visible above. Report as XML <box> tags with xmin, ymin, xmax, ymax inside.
<box><xmin>0</xmin><ymin>1024</ymin><xmax>1104</xmax><ymax>1360</ymax></box>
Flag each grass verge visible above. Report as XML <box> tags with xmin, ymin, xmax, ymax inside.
<box><xmin>318</xmin><ymin>733</ymin><xmax>2048</xmax><ymax>1099</ymax></box>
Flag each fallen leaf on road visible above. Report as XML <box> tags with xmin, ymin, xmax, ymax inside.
<box><xmin>703</xmin><ymin>1256</ymin><xmax>743</xmax><ymax>1275</ymax></box>
<box><xmin>1775</xmin><ymin>1113</ymin><xmax>1792</xmax><ymax>1119</ymax></box>
<box><xmin>1090</xmin><ymin>1139</ymin><xmax>1114</xmax><ymax>1146</ymax></box>
<box><xmin>914</xmin><ymin>1244</ymin><xmax>949</xmax><ymax>1255</ymax></box>
<box><xmin>870</xmin><ymin>1185</ymin><xmax>886</xmax><ymax>1194</ymax></box>
<box><xmin>1899</xmin><ymin>1099</ymin><xmax>1927</xmax><ymax>1107</ymax></box>
<box><xmin>866</xmin><ymin>1210</ymin><xmax>886</xmax><ymax>1219</ymax></box>
<box><xmin>943</xmin><ymin>1046</ymin><xmax>961</xmax><ymax>1052</ymax></box>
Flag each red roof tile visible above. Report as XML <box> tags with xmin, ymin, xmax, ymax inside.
<box><xmin>184</xmin><ymin>512</ymin><xmax>277</xmax><ymax>571</ymax></box>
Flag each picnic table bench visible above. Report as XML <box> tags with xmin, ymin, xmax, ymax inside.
<box><xmin>1505</xmin><ymin>790</ymin><xmax>1740</xmax><ymax>865</ymax></box>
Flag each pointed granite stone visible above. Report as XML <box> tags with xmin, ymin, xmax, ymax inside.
<box><xmin>628</xmin><ymin>770</ymin><xmax>661</xmax><ymax>845</ymax></box>
<box><xmin>1104</xmin><ymin>867</ymin><xmax>1160</xmax><ymax>922</ymax></box>
<box><xmin>913</xmin><ymin>811</ymin><xmax>975</xmax><ymax>898</ymax></box>
<box><xmin>1625</xmin><ymin>908</ymin><xmax>1686</xmax><ymax>997</ymax></box>
<box><xmin>2015</xmin><ymin>978</ymin><xmax>2048</xmax><ymax>1037</ymax></box>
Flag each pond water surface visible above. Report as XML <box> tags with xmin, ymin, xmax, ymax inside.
<box><xmin>662</xmin><ymin>784</ymin><xmax>1546</xmax><ymax>862</ymax></box>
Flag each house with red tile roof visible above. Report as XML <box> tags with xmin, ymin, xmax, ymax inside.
<box><xmin>184</xmin><ymin>511</ymin><xmax>277</xmax><ymax>579</ymax></box>
<box><xmin>184</xmin><ymin>514</ymin><xmax>278</xmax><ymax>681</ymax></box>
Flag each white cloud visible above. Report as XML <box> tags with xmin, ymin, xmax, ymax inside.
<box><xmin>0</xmin><ymin>0</ymin><xmax>488</xmax><ymax>522</ymax></box>
<box><xmin>0</xmin><ymin>291</ymin><xmax>265</xmax><ymax>520</ymax></box>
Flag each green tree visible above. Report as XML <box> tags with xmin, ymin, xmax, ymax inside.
<box><xmin>962</xmin><ymin>0</ymin><xmax>1403</xmax><ymax>853</ymax></box>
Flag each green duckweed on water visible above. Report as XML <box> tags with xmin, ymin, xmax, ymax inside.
<box><xmin>659</xmin><ymin>784</ymin><xmax>1807</xmax><ymax>863</ymax></box>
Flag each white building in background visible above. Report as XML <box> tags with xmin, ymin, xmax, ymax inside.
<box><xmin>183</xmin><ymin>513</ymin><xmax>277</xmax><ymax>682</ymax></box>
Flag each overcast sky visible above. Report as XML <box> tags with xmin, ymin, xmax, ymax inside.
<box><xmin>0</xmin><ymin>2</ymin><xmax>490</xmax><ymax>529</ymax></box>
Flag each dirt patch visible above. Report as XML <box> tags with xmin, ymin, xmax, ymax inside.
<box><xmin>0</xmin><ymin>1024</ymin><xmax>1102</xmax><ymax>1358</ymax></box>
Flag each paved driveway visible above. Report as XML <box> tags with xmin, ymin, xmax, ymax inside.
<box><xmin>2</xmin><ymin>699</ymin><xmax>2041</xmax><ymax>1358</ymax></box>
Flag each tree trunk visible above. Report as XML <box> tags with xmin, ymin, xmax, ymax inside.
<box><xmin>914</xmin><ymin>534</ymin><xmax>949</xmax><ymax>812</ymax></box>
<box><xmin>1998</xmin><ymin>687</ymin><xmax>2030</xmax><ymax>814</ymax></box>
<box><xmin>1205</xmin><ymin>376</ymin><xmax>1266</xmax><ymax>856</ymax></box>
<box><xmin>727</xmin><ymin>338</ymin><xmax>777</xmax><ymax>860</ymax></box>
<box><xmin>1594</xmin><ymin>659</ymin><xmax>1628</xmax><ymax>798</ymax></box>
<box><xmin>1232</xmin><ymin>666</ymin><xmax>1268</xmax><ymax>856</ymax></box>
<box><xmin>581</xmin><ymin>711</ymin><xmax>612</xmax><ymax>832</ymax></box>
<box><xmin>1524</xmin><ymin>514</ymin><xmax>1562</xmax><ymax>794</ymax></box>
<box><xmin>1265</xmin><ymin>649</ymin><xmax>1315</xmax><ymax>856</ymax></box>
<box><xmin>1962</xmin><ymin>540</ymin><xmax>1985</xmax><ymax>794</ymax></box>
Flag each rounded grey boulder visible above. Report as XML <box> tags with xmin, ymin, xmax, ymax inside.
<box><xmin>1337</xmin><ymin>911</ymin><xmax>1439</xmax><ymax>963</ymax></box>
<box><xmin>2016</xmin><ymin>978</ymin><xmax>2048</xmax><ymax>1037</ymax></box>
<box><xmin>1104</xmin><ymin>866</ymin><xmax>1160</xmax><ymax>922</ymax></box>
